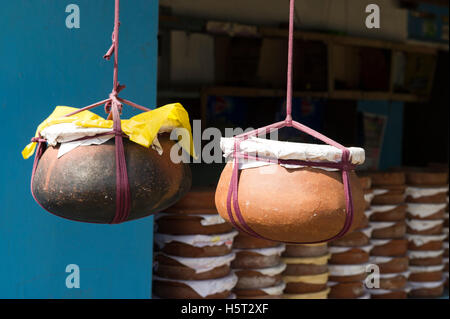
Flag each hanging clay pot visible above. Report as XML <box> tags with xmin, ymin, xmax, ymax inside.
<box><xmin>215</xmin><ymin>138</ymin><xmax>366</xmax><ymax>243</ymax></box>
<box><xmin>32</xmin><ymin>133</ymin><xmax>191</xmax><ymax>223</ymax></box>
<box><xmin>216</xmin><ymin>164</ymin><xmax>365</xmax><ymax>243</ymax></box>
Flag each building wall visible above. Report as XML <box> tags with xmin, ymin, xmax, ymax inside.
<box><xmin>0</xmin><ymin>0</ymin><xmax>158</xmax><ymax>298</ymax></box>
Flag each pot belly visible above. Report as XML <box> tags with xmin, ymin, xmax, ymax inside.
<box><xmin>215</xmin><ymin>163</ymin><xmax>364</xmax><ymax>243</ymax></box>
<box><xmin>32</xmin><ymin>134</ymin><xmax>191</xmax><ymax>223</ymax></box>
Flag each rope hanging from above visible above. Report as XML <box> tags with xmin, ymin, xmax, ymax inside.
<box><xmin>222</xmin><ymin>0</ymin><xmax>358</xmax><ymax>244</ymax></box>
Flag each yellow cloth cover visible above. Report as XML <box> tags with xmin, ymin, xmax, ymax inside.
<box><xmin>22</xmin><ymin>103</ymin><xmax>195</xmax><ymax>159</ymax></box>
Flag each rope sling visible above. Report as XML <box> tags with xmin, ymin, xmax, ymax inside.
<box><xmin>225</xmin><ymin>0</ymin><xmax>356</xmax><ymax>244</ymax></box>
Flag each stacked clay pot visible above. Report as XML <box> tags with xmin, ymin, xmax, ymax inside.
<box><xmin>152</xmin><ymin>189</ymin><xmax>239</xmax><ymax>299</ymax></box>
<box><xmin>364</xmin><ymin>172</ymin><xmax>409</xmax><ymax>299</ymax></box>
<box><xmin>403</xmin><ymin>170</ymin><xmax>448</xmax><ymax>298</ymax></box>
<box><xmin>281</xmin><ymin>244</ymin><xmax>331</xmax><ymax>299</ymax></box>
<box><xmin>445</xmin><ymin>200</ymin><xmax>449</xmax><ymax>288</ymax></box>
<box><xmin>327</xmin><ymin>177</ymin><xmax>373</xmax><ymax>299</ymax></box>
<box><xmin>231</xmin><ymin>231</ymin><xmax>286</xmax><ymax>299</ymax></box>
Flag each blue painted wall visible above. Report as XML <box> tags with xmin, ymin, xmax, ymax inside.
<box><xmin>0</xmin><ymin>0</ymin><xmax>158</xmax><ymax>298</ymax></box>
<box><xmin>357</xmin><ymin>100</ymin><xmax>404</xmax><ymax>170</ymax></box>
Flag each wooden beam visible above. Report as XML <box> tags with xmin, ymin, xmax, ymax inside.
<box><xmin>259</xmin><ymin>27</ymin><xmax>439</xmax><ymax>55</ymax></box>
<box><xmin>200</xmin><ymin>86</ymin><xmax>428</xmax><ymax>102</ymax></box>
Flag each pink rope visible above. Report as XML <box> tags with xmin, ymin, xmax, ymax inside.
<box><xmin>285</xmin><ymin>0</ymin><xmax>294</xmax><ymax>124</ymax></box>
<box><xmin>225</xmin><ymin>0</ymin><xmax>356</xmax><ymax>244</ymax></box>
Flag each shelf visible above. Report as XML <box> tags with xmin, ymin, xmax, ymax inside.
<box><xmin>201</xmin><ymin>86</ymin><xmax>427</xmax><ymax>102</ymax></box>
<box><xmin>259</xmin><ymin>27</ymin><xmax>442</xmax><ymax>55</ymax></box>
<box><xmin>159</xmin><ymin>14</ymin><xmax>438</xmax><ymax>104</ymax></box>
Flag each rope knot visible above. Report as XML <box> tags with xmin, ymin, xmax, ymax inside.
<box><xmin>340</xmin><ymin>150</ymin><xmax>354</xmax><ymax>171</ymax></box>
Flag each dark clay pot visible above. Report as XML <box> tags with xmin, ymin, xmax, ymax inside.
<box><xmin>32</xmin><ymin>133</ymin><xmax>191</xmax><ymax>223</ymax></box>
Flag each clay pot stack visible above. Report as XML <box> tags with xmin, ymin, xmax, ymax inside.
<box><xmin>152</xmin><ymin>189</ymin><xmax>239</xmax><ymax>299</ymax></box>
<box><xmin>281</xmin><ymin>244</ymin><xmax>331</xmax><ymax>299</ymax></box>
<box><xmin>403</xmin><ymin>170</ymin><xmax>448</xmax><ymax>298</ymax></box>
<box><xmin>445</xmin><ymin>201</ymin><xmax>449</xmax><ymax>288</ymax></box>
<box><xmin>364</xmin><ymin>172</ymin><xmax>409</xmax><ymax>299</ymax></box>
<box><xmin>326</xmin><ymin>176</ymin><xmax>373</xmax><ymax>299</ymax></box>
<box><xmin>231</xmin><ymin>231</ymin><xmax>286</xmax><ymax>299</ymax></box>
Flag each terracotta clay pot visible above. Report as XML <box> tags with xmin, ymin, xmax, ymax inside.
<box><xmin>234</xmin><ymin>270</ymin><xmax>283</xmax><ymax>289</ymax></box>
<box><xmin>379</xmin><ymin>274</ymin><xmax>408</xmax><ymax>290</ymax></box>
<box><xmin>330</xmin><ymin>230</ymin><xmax>370</xmax><ymax>247</ymax></box>
<box><xmin>32</xmin><ymin>134</ymin><xmax>191</xmax><ymax>223</ymax></box>
<box><xmin>157</xmin><ymin>240</ymin><xmax>233</xmax><ymax>258</ymax></box>
<box><xmin>154</xmin><ymin>263</ymin><xmax>231</xmax><ymax>281</ymax></box>
<box><xmin>405</xmin><ymin>171</ymin><xmax>448</xmax><ymax>186</ymax></box>
<box><xmin>363</xmin><ymin>171</ymin><xmax>405</xmax><ymax>186</ymax></box>
<box><xmin>283</xmin><ymin>263</ymin><xmax>328</xmax><ymax>276</ymax></box>
<box><xmin>370</xmin><ymin>290</ymin><xmax>407</xmax><ymax>299</ymax></box>
<box><xmin>283</xmin><ymin>244</ymin><xmax>328</xmax><ymax>258</ymax></box>
<box><xmin>329</xmin><ymin>248</ymin><xmax>370</xmax><ymax>264</ymax></box>
<box><xmin>233</xmin><ymin>231</ymin><xmax>280</xmax><ymax>249</ymax></box>
<box><xmin>408</xmin><ymin>284</ymin><xmax>444</xmax><ymax>298</ymax></box>
<box><xmin>153</xmin><ymin>280</ymin><xmax>231</xmax><ymax>299</ymax></box>
<box><xmin>370</xmin><ymin>239</ymin><xmax>408</xmax><ymax>256</ymax></box>
<box><xmin>232</xmin><ymin>251</ymin><xmax>281</xmax><ymax>269</ymax></box>
<box><xmin>215</xmin><ymin>165</ymin><xmax>365</xmax><ymax>243</ymax></box>
<box><xmin>328</xmin><ymin>281</ymin><xmax>366</xmax><ymax>299</ymax></box>
<box><xmin>165</xmin><ymin>188</ymin><xmax>217</xmax><ymax>214</ymax></box>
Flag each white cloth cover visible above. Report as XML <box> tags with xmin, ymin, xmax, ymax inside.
<box><xmin>153</xmin><ymin>273</ymin><xmax>238</xmax><ymax>298</ymax></box>
<box><xmin>407</xmin><ymin>278</ymin><xmax>445</xmax><ymax>289</ymax></box>
<box><xmin>370</xmin><ymin>239</ymin><xmax>392</xmax><ymax>246</ymax></box>
<box><xmin>409</xmin><ymin>264</ymin><xmax>444</xmax><ymax>273</ymax></box>
<box><xmin>406</xmin><ymin>219</ymin><xmax>443</xmax><ymax>231</ymax></box>
<box><xmin>408</xmin><ymin>250</ymin><xmax>444</xmax><ymax>259</ymax></box>
<box><xmin>234</xmin><ymin>244</ymin><xmax>286</xmax><ymax>256</ymax></box>
<box><xmin>41</xmin><ymin>122</ymin><xmax>168</xmax><ymax>157</ymax></box>
<box><xmin>369</xmin><ymin>221</ymin><xmax>397</xmax><ymax>230</ymax></box>
<box><xmin>328</xmin><ymin>264</ymin><xmax>368</xmax><ymax>276</ymax></box>
<box><xmin>156</xmin><ymin>252</ymin><xmax>236</xmax><ymax>274</ymax></box>
<box><xmin>220</xmin><ymin>137</ymin><xmax>365</xmax><ymax>170</ymax></box>
<box><xmin>154</xmin><ymin>231</ymin><xmax>238</xmax><ymax>249</ymax></box>
<box><xmin>370</xmin><ymin>205</ymin><xmax>400</xmax><ymax>213</ymax></box>
<box><xmin>328</xmin><ymin>245</ymin><xmax>373</xmax><ymax>254</ymax></box>
<box><xmin>405</xmin><ymin>186</ymin><xmax>449</xmax><ymax>199</ymax></box>
<box><xmin>260</xmin><ymin>281</ymin><xmax>286</xmax><ymax>295</ymax></box>
<box><xmin>234</xmin><ymin>263</ymin><xmax>287</xmax><ymax>276</ymax></box>
<box><xmin>406</xmin><ymin>203</ymin><xmax>447</xmax><ymax>218</ymax></box>
<box><xmin>406</xmin><ymin>234</ymin><xmax>447</xmax><ymax>246</ymax></box>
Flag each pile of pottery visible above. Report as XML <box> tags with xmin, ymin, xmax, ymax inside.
<box><xmin>327</xmin><ymin>176</ymin><xmax>373</xmax><ymax>299</ymax></box>
<box><xmin>231</xmin><ymin>231</ymin><xmax>286</xmax><ymax>299</ymax></box>
<box><xmin>404</xmin><ymin>170</ymin><xmax>448</xmax><ymax>298</ymax></box>
<box><xmin>152</xmin><ymin>189</ymin><xmax>238</xmax><ymax>299</ymax></box>
<box><xmin>444</xmin><ymin>202</ymin><xmax>449</xmax><ymax>288</ymax></box>
<box><xmin>365</xmin><ymin>172</ymin><xmax>410</xmax><ymax>299</ymax></box>
<box><xmin>282</xmin><ymin>244</ymin><xmax>331</xmax><ymax>299</ymax></box>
